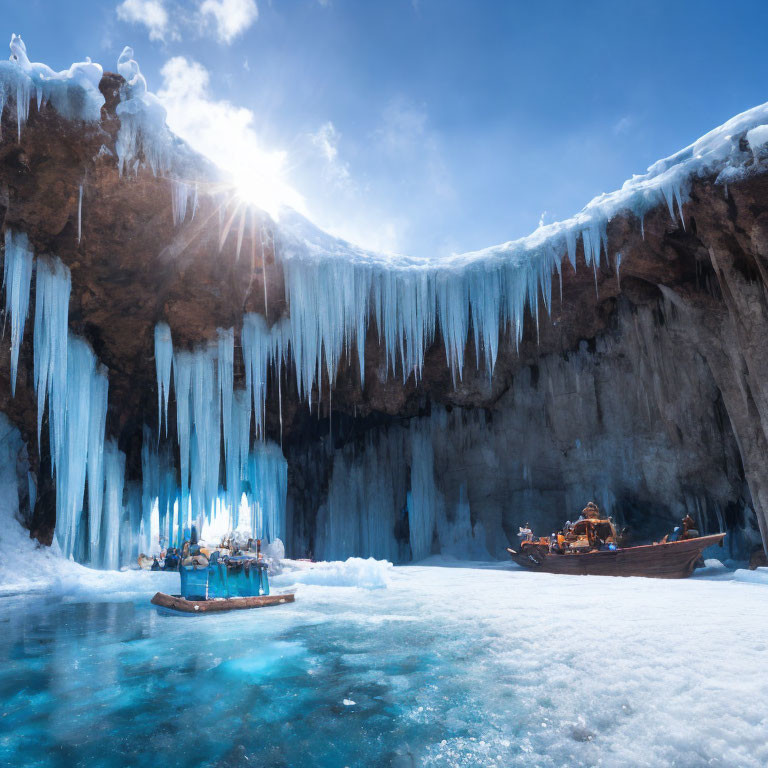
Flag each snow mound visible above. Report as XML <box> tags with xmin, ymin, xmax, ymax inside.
<box><xmin>733</xmin><ymin>566</ymin><xmax>768</xmax><ymax>585</ymax></box>
<box><xmin>274</xmin><ymin>557</ymin><xmax>393</xmax><ymax>589</ymax></box>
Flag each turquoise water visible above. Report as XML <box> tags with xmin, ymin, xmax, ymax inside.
<box><xmin>0</xmin><ymin>586</ymin><xmax>506</xmax><ymax>768</ymax></box>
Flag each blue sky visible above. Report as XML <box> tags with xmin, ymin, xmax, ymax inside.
<box><xmin>5</xmin><ymin>0</ymin><xmax>768</xmax><ymax>256</ymax></box>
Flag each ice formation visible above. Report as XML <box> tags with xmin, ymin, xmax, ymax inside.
<box><xmin>115</xmin><ymin>47</ymin><xmax>175</xmax><ymax>176</ymax></box>
<box><xmin>0</xmin><ymin>34</ymin><xmax>103</xmax><ymax>139</ymax></box>
<box><xmin>3</xmin><ymin>230</ymin><xmax>34</xmax><ymax>395</ymax></box>
<box><xmin>154</xmin><ymin>322</ymin><xmax>173</xmax><ymax>438</ymax></box>
<box><xmin>5</xmin><ymin>41</ymin><xmax>768</xmax><ymax>568</ymax></box>
<box><xmin>143</xmin><ymin>328</ymin><xmax>289</xmax><ymax>549</ymax></box>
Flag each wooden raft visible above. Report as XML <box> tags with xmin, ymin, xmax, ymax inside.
<box><xmin>151</xmin><ymin>591</ymin><xmax>295</xmax><ymax>613</ymax></box>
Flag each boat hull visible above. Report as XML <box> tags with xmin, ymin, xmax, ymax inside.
<box><xmin>151</xmin><ymin>591</ymin><xmax>295</xmax><ymax>613</ymax></box>
<box><xmin>506</xmin><ymin>533</ymin><xmax>725</xmax><ymax>578</ymax></box>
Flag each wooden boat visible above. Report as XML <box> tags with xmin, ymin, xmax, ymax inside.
<box><xmin>507</xmin><ymin>532</ymin><xmax>725</xmax><ymax>578</ymax></box>
<box><xmin>151</xmin><ymin>591</ymin><xmax>295</xmax><ymax>613</ymax></box>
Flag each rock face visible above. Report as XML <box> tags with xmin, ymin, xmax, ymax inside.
<box><xmin>1</xmin><ymin>75</ymin><xmax>767</xmax><ymax>560</ymax></box>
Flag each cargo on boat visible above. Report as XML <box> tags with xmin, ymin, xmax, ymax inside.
<box><xmin>507</xmin><ymin>505</ymin><xmax>725</xmax><ymax>579</ymax></box>
<box><xmin>150</xmin><ymin>536</ymin><xmax>295</xmax><ymax>613</ymax></box>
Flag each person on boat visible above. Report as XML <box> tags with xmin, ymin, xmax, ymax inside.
<box><xmin>580</xmin><ymin>501</ymin><xmax>600</xmax><ymax>520</ymax></box>
<box><xmin>518</xmin><ymin>523</ymin><xmax>533</xmax><ymax>542</ymax></box>
<box><xmin>680</xmin><ymin>514</ymin><xmax>699</xmax><ymax>539</ymax></box>
<box><xmin>164</xmin><ymin>548</ymin><xmax>180</xmax><ymax>571</ymax></box>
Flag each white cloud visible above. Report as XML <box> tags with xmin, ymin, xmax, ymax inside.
<box><xmin>158</xmin><ymin>56</ymin><xmax>304</xmax><ymax>217</ymax></box>
<box><xmin>200</xmin><ymin>0</ymin><xmax>258</xmax><ymax>44</ymax></box>
<box><xmin>308</xmin><ymin>121</ymin><xmax>351</xmax><ymax>185</ymax></box>
<box><xmin>116</xmin><ymin>0</ymin><xmax>170</xmax><ymax>42</ymax></box>
<box><xmin>613</xmin><ymin>115</ymin><xmax>634</xmax><ymax>135</ymax></box>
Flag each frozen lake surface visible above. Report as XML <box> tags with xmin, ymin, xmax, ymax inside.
<box><xmin>1</xmin><ymin>560</ymin><xmax>767</xmax><ymax>767</ymax></box>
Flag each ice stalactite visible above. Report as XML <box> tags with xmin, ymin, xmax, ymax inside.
<box><xmin>33</xmin><ymin>257</ymin><xmax>70</xmax><ymax>470</ymax></box>
<box><xmin>102</xmin><ymin>439</ymin><xmax>125</xmax><ymax>571</ymax></box>
<box><xmin>54</xmin><ymin>336</ymin><xmax>94</xmax><ymax>558</ymax></box>
<box><xmin>3</xmin><ymin>230</ymin><xmax>34</xmax><ymax>396</ymax></box>
<box><xmin>154</xmin><ymin>323</ymin><xmax>173</xmax><ymax>439</ymax></box>
<box><xmin>407</xmin><ymin>425</ymin><xmax>440</xmax><ymax>561</ymax></box>
<box><xmin>315</xmin><ymin>428</ymin><xmax>407</xmax><ymax>562</ymax></box>
<box><xmin>53</xmin><ymin>335</ymin><xmax>112</xmax><ymax>562</ymax></box>
<box><xmin>173</xmin><ymin>349</ymin><xmax>193</xmax><ymax>522</ymax></box>
<box><xmin>152</xmin><ymin>323</ymin><xmax>289</xmax><ymax>547</ymax></box>
<box><xmin>218</xmin><ymin>327</ymin><xmax>234</xmax><ymax>463</ymax></box>
<box><xmin>313</xmin><ymin>418</ymin><xmax>451</xmax><ymax>562</ymax></box>
<box><xmin>86</xmin><ymin>364</ymin><xmax>109</xmax><ymax>565</ymax></box>
<box><xmin>6</xmin><ymin>237</ymin><xmax>115</xmax><ymax>565</ymax></box>
<box><xmin>171</xmin><ymin>180</ymin><xmax>198</xmax><ymax>226</ymax></box>
<box><xmin>246</xmin><ymin>442</ymin><xmax>288</xmax><ymax>543</ymax></box>
<box><xmin>77</xmin><ymin>184</ymin><xmax>83</xmax><ymax>244</ymax></box>
<box><xmin>241</xmin><ymin>313</ymin><xmax>289</xmax><ymax>435</ymax></box>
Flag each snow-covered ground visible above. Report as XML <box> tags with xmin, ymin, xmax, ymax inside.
<box><xmin>1</xmin><ymin>551</ymin><xmax>766</xmax><ymax>767</ymax></box>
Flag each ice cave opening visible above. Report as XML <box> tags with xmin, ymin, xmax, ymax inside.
<box><xmin>0</xmin><ymin>36</ymin><xmax>766</xmax><ymax>573</ymax></box>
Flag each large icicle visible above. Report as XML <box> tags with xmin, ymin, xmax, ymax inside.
<box><xmin>102</xmin><ymin>439</ymin><xmax>126</xmax><ymax>571</ymax></box>
<box><xmin>33</xmin><ymin>257</ymin><xmax>70</xmax><ymax>471</ymax></box>
<box><xmin>408</xmin><ymin>423</ymin><xmax>439</xmax><ymax>561</ymax></box>
<box><xmin>54</xmin><ymin>337</ymin><xmax>92</xmax><ymax>558</ymax></box>
<box><xmin>86</xmin><ymin>364</ymin><xmax>109</xmax><ymax>565</ymax></box>
<box><xmin>218</xmin><ymin>328</ymin><xmax>234</xmax><ymax>464</ymax></box>
<box><xmin>246</xmin><ymin>441</ymin><xmax>288</xmax><ymax>543</ymax></box>
<box><xmin>154</xmin><ymin>323</ymin><xmax>173</xmax><ymax>438</ymax></box>
<box><xmin>3</xmin><ymin>230</ymin><xmax>34</xmax><ymax>395</ymax></box>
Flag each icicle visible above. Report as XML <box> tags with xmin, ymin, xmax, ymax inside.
<box><xmin>173</xmin><ymin>349</ymin><xmax>193</xmax><ymax>510</ymax></box>
<box><xmin>3</xmin><ymin>230</ymin><xmax>34</xmax><ymax>396</ymax></box>
<box><xmin>77</xmin><ymin>184</ymin><xmax>83</xmax><ymax>243</ymax></box>
<box><xmin>87</xmin><ymin>363</ymin><xmax>108</xmax><ymax>565</ymax></box>
<box><xmin>673</xmin><ymin>183</ymin><xmax>686</xmax><ymax>230</ymax></box>
<box><xmin>616</xmin><ymin>252</ymin><xmax>622</xmax><ymax>290</ymax></box>
<box><xmin>218</xmin><ymin>327</ymin><xmax>234</xmax><ymax>464</ymax></box>
<box><xmin>246</xmin><ymin>442</ymin><xmax>287</xmax><ymax>542</ymax></box>
<box><xmin>154</xmin><ymin>323</ymin><xmax>173</xmax><ymax>438</ymax></box>
<box><xmin>102</xmin><ymin>438</ymin><xmax>126</xmax><ymax>571</ymax></box>
<box><xmin>408</xmin><ymin>423</ymin><xmax>438</xmax><ymax>561</ymax></box>
<box><xmin>33</xmin><ymin>256</ymin><xmax>70</xmax><ymax>469</ymax></box>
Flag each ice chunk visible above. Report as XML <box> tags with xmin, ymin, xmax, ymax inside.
<box><xmin>273</xmin><ymin>557</ymin><xmax>393</xmax><ymax>589</ymax></box>
<box><xmin>733</xmin><ymin>567</ymin><xmax>768</xmax><ymax>585</ymax></box>
<box><xmin>747</xmin><ymin>125</ymin><xmax>768</xmax><ymax>156</ymax></box>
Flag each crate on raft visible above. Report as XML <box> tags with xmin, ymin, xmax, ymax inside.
<box><xmin>180</xmin><ymin>556</ymin><xmax>270</xmax><ymax>600</ymax></box>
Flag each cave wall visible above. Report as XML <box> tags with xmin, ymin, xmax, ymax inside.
<box><xmin>1</xmin><ymin>79</ymin><xmax>768</xmax><ymax>561</ymax></box>
<box><xmin>286</xmin><ymin>299</ymin><xmax>758</xmax><ymax>562</ymax></box>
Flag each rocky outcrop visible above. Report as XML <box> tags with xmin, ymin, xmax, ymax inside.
<box><xmin>1</xmin><ymin>74</ymin><xmax>767</xmax><ymax>559</ymax></box>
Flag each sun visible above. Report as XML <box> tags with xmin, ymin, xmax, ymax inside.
<box><xmin>229</xmin><ymin>149</ymin><xmax>306</xmax><ymax>222</ymax></box>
